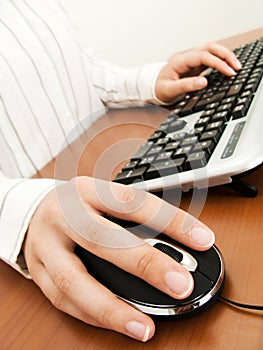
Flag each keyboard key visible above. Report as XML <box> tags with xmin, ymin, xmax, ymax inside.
<box><xmin>192</xmin><ymin>140</ymin><xmax>215</xmax><ymax>155</ymax></box>
<box><xmin>185</xmin><ymin>151</ymin><xmax>208</xmax><ymax>170</ymax></box>
<box><xmin>232</xmin><ymin>104</ymin><xmax>247</xmax><ymax>119</ymax></box>
<box><xmin>137</xmin><ymin>156</ymin><xmax>155</xmax><ymax>167</ymax></box>
<box><xmin>123</xmin><ymin>160</ymin><xmax>139</xmax><ymax>170</ymax></box>
<box><xmin>169</xmin><ymin>119</ymin><xmax>187</xmax><ymax>132</ymax></box>
<box><xmin>145</xmin><ymin>159</ymin><xmax>185</xmax><ymax>179</ymax></box>
<box><xmin>210</xmin><ymin>111</ymin><xmax>229</xmax><ymax>122</ymax></box>
<box><xmin>199</xmin><ymin>130</ymin><xmax>221</xmax><ymax>143</ymax></box>
<box><xmin>226</xmin><ymin>83</ymin><xmax>243</xmax><ymax>97</ymax></box>
<box><xmin>181</xmin><ymin>136</ymin><xmax>199</xmax><ymax>147</ymax></box>
<box><xmin>164</xmin><ymin>140</ymin><xmax>181</xmax><ymax>152</ymax></box>
<box><xmin>195</xmin><ymin>92</ymin><xmax>226</xmax><ymax>111</ymax></box>
<box><xmin>147</xmin><ymin>145</ymin><xmax>163</xmax><ymax>156</ymax></box>
<box><xmin>180</xmin><ymin>95</ymin><xmax>200</xmax><ymax>115</ymax></box>
<box><xmin>205</xmin><ymin>121</ymin><xmax>224</xmax><ymax>133</ymax></box>
<box><xmin>155</xmin><ymin>151</ymin><xmax>173</xmax><ymax>162</ymax></box>
<box><xmin>195</xmin><ymin>116</ymin><xmax>210</xmax><ymax>128</ymax></box>
<box><xmin>114</xmin><ymin>167</ymin><xmax>148</xmax><ymax>184</ymax></box>
<box><xmin>173</xmin><ymin>146</ymin><xmax>192</xmax><ymax>159</ymax></box>
<box><xmin>149</xmin><ymin>131</ymin><xmax>166</xmax><ymax>142</ymax></box>
<box><xmin>131</xmin><ymin>141</ymin><xmax>153</xmax><ymax>160</ymax></box>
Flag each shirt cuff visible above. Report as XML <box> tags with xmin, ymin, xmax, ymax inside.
<box><xmin>0</xmin><ymin>178</ymin><xmax>61</xmax><ymax>278</ymax></box>
<box><xmin>136</xmin><ymin>61</ymin><xmax>168</xmax><ymax>104</ymax></box>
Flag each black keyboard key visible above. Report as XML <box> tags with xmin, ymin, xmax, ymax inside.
<box><xmin>194</xmin><ymin>92</ymin><xmax>226</xmax><ymax>111</ymax></box>
<box><xmin>123</xmin><ymin>160</ymin><xmax>139</xmax><ymax>170</ymax></box>
<box><xmin>205</xmin><ymin>121</ymin><xmax>224</xmax><ymax>133</ymax></box>
<box><xmin>145</xmin><ymin>158</ymin><xmax>185</xmax><ymax>179</ymax></box>
<box><xmin>164</xmin><ymin>141</ymin><xmax>181</xmax><ymax>152</ymax></box>
<box><xmin>159</xmin><ymin>124</ymin><xmax>170</xmax><ymax>133</ymax></box>
<box><xmin>170</xmin><ymin>132</ymin><xmax>186</xmax><ymax>142</ymax></box>
<box><xmin>148</xmin><ymin>131</ymin><xmax>166</xmax><ymax>142</ymax></box>
<box><xmin>195</xmin><ymin>116</ymin><xmax>210</xmax><ymax>128</ymax></box>
<box><xmin>185</xmin><ymin>151</ymin><xmax>208</xmax><ymax>170</ymax></box>
<box><xmin>156</xmin><ymin>137</ymin><xmax>170</xmax><ymax>147</ymax></box>
<box><xmin>226</xmin><ymin>83</ymin><xmax>243</xmax><ymax>97</ymax></box>
<box><xmin>191</xmin><ymin>126</ymin><xmax>204</xmax><ymax>137</ymax></box>
<box><xmin>172</xmin><ymin>146</ymin><xmax>192</xmax><ymax>159</ymax></box>
<box><xmin>192</xmin><ymin>140</ymin><xmax>215</xmax><ymax>155</ymax></box>
<box><xmin>217</xmin><ymin>103</ymin><xmax>233</xmax><ymax>112</ymax></box>
<box><xmin>131</xmin><ymin>141</ymin><xmax>153</xmax><ymax>160</ymax></box>
<box><xmin>147</xmin><ymin>145</ymin><xmax>163</xmax><ymax>156</ymax></box>
<box><xmin>180</xmin><ymin>95</ymin><xmax>200</xmax><ymax>115</ymax></box>
<box><xmin>181</xmin><ymin>136</ymin><xmax>199</xmax><ymax>148</ymax></box>
<box><xmin>114</xmin><ymin>167</ymin><xmax>148</xmax><ymax>184</ymax></box>
<box><xmin>137</xmin><ymin>156</ymin><xmax>155</xmax><ymax>167</ymax></box>
<box><xmin>232</xmin><ymin>104</ymin><xmax>248</xmax><ymax>119</ymax></box>
<box><xmin>201</xmin><ymin>109</ymin><xmax>216</xmax><ymax>118</ymax></box>
<box><xmin>169</xmin><ymin>119</ymin><xmax>187</xmax><ymax>132</ymax></box>
<box><xmin>155</xmin><ymin>151</ymin><xmax>173</xmax><ymax>162</ymax></box>
<box><xmin>199</xmin><ymin>130</ymin><xmax>221</xmax><ymax>143</ymax></box>
<box><xmin>210</xmin><ymin>111</ymin><xmax>229</xmax><ymax>122</ymax></box>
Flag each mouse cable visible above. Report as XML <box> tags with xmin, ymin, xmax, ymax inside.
<box><xmin>219</xmin><ymin>295</ymin><xmax>263</xmax><ymax>311</ymax></box>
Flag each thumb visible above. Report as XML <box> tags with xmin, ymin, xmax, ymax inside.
<box><xmin>158</xmin><ymin>76</ymin><xmax>207</xmax><ymax>103</ymax></box>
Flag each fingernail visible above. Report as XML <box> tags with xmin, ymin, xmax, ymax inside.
<box><xmin>235</xmin><ymin>58</ymin><xmax>242</xmax><ymax>70</ymax></box>
<box><xmin>195</xmin><ymin>77</ymin><xmax>207</xmax><ymax>88</ymax></box>
<box><xmin>191</xmin><ymin>226</ymin><xmax>215</xmax><ymax>247</ymax></box>
<box><xmin>227</xmin><ymin>67</ymin><xmax>236</xmax><ymax>75</ymax></box>
<box><xmin>125</xmin><ymin>321</ymin><xmax>150</xmax><ymax>342</ymax></box>
<box><xmin>165</xmin><ymin>270</ymin><xmax>193</xmax><ymax>297</ymax></box>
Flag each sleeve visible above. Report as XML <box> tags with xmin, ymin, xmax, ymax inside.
<box><xmin>55</xmin><ymin>0</ymin><xmax>167</xmax><ymax>106</ymax></box>
<box><xmin>81</xmin><ymin>49</ymin><xmax>167</xmax><ymax>106</ymax></box>
<box><xmin>0</xmin><ymin>171</ymin><xmax>59</xmax><ymax>278</ymax></box>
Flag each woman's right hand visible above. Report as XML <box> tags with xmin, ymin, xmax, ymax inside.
<box><xmin>23</xmin><ymin>176</ymin><xmax>215</xmax><ymax>342</ymax></box>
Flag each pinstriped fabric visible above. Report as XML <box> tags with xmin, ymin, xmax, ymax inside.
<box><xmin>0</xmin><ymin>0</ymin><xmax>164</xmax><ymax>275</ymax></box>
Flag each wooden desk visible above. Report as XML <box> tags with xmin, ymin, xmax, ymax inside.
<box><xmin>1</xmin><ymin>28</ymin><xmax>263</xmax><ymax>350</ymax></box>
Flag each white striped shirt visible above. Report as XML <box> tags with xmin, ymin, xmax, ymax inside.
<box><xmin>0</xmin><ymin>0</ymin><xmax>165</xmax><ymax>276</ymax></box>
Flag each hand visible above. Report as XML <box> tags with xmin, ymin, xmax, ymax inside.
<box><xmin>23</xmin><ymin>176</ymin><xmax>215</xmax><ymax>342</ymax></box>
<box><xmin>155</xmin><ymin>42</ymin><xmax>242</xmax><ymax>103</ymax></box>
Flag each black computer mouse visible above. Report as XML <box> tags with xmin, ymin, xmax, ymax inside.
<box><xmin>75</xmin><ymin>219</ymin><xmax>225</xmax><ymax>319</ymax></box>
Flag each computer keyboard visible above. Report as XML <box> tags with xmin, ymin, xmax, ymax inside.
<box><xmin>114</xmin><ymin>37</ymin><xmax>263</xmax><ymax>193</ymax></box>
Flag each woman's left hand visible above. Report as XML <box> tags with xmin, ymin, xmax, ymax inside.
<box><xmin>155</xmin><ymin>42</ymin><xmax>242</xmax><ymax>103</ymax></box>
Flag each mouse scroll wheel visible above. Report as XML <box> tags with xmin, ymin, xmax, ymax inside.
<box><xmin>153</xmin><ymin>242</ymin><xmax>183</xmax><ymax>263</ymax></box>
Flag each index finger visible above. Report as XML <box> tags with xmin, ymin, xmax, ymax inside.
<box><xmin>202</xmin><ymin>42</ymin><xmax>242</xmax><ymax>72</ymax></box>
<box><xmin>58</xmin><ymin>177</ymin><xmax>215</xmax><ymax>251</ymax></box>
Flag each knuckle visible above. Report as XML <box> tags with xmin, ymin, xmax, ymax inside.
<box><xmin>136</xmin><ymin>250</ymin><xmax>158</xmax><ymax>277</ymax></box>
<box><xmin>49</xmin><ymin>289</ymin><xmax>65</xmax><ymax>310</ymax></box>
<box><xmin>72</xmin><ymin>176</ymin><xmax>89</xmax><ymax>192</ymax></box>
<box><xmin>84</xmin><ymin>220</ymin><xmax>103</xmax><ymax>244</ymax></box>
<box><xmin>201</xmin><ymin>42</ymin><xmax>213</xmax><ymax>51</ymax></box>
<box><xmin>54</xmin><ymin>268</ymin><xmax>75</xmax><ymax>295</ymax></box>
<box><xmin>98</xmin><ymin>304</ymin><xmax>114</xmax><ymax>327</ymax></box>
<box><xmin>118</xmin><ymin>187</ymin><xmax>148</xmax><ymax>213</ymax></box>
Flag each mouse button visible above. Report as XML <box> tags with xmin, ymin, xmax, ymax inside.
<box><xmin>185</xmin><ymin>271</ymin><xmax>214</xmax><ymax>302</ymax></box>
<box><xmin>190</xmin><ymin>246</ymin><xmax>222</xmax><ymax>281</ymax></box>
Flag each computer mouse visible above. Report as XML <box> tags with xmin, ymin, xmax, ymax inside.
<box><xmin>75</xmin><ymin>219</ymin><xmax>225</xmax><ymax>319</ymax></box>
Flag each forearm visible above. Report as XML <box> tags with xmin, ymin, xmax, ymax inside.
<box><xmin>82</xmin><ymin>50</ymin><xmax>167</xmax><ymax>105</ymax></box>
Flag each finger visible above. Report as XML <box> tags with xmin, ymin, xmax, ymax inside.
<box><xmin>37</xmin><ymin>219</ymin><xmax>195</xmax><ymax>301</ymax></box>
<box><xmin>158</xmin><ymin>76</ymin><xmax>208</xmax><ymax>98</ymax></box>
<box><xmin>70</xmin><ymin>177</ymin><xmax>215</xmax><ymax>250</ymax></box>
<box><xmin>204</xmin><ymin>42</ymin><xmax>242</xmax><ymax>71</ymax></box>
<box><xmin>196</xmin><ymin>50</ymin><xmax>238</xmax><ymax>76</ymax></box>
<box><xmin>173</xmin><ymin>44</ymin><xmax>241</xmax><ymax>77</ymax></box>
<box><xmin>31</xmin><ymin>249</ymin><xmax>155</xmax><ymax>342</ymax></box>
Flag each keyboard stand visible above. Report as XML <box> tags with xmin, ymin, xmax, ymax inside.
<box><xmin>225</xmin><ymin>171</ymin><xmax>260</xmax><ymax>198</ymax></box>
